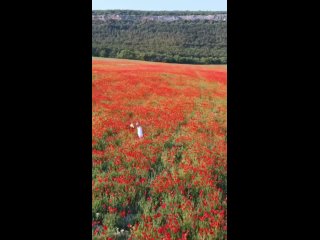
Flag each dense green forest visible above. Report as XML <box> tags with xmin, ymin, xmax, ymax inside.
<box><xmin>92</xmin><ymin>10</ymin><xmax>227</xmax><ymax>64</ymax></box>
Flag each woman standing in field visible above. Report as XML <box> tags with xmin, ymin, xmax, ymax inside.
<box><xmin>129</xmin><ymin>121</ymin><xmax>144</xmax><ymax>139</ymax></box>
<box><xmin>136</xmin><ymin>122</ymin><xmax>143</xmax><ymax>139</ymax></box>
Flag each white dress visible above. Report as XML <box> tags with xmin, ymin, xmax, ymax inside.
<box><xmin>137</xmin><ymin>126</ymin><xmax>143</xmax><ymax>138</ymax></box>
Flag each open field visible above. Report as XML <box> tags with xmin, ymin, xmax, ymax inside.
<box><xmin>92</xmin><ymin>57</ymin><xmax>227</xmax><ymax>70</ymax></box>
<box><xmin>92</xmin><ymin>58</ymin><xmax>227</xmax><ymax>239</ymax></box>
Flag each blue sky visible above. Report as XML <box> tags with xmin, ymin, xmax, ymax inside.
<box><xmin>92</xmin><ymin>0</ymin><xmax>227</xmax><ymax>11</ymax></box>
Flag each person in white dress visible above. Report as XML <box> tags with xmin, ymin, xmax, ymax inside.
<box><xmin>136</xmin><ymin>122</ymin><xmax>143</xmax><ymax>138</ymax></box>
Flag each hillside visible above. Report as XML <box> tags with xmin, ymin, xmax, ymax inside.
<box><xmin>92</xmin><ymin>10</ymin><xmax>227</xmax><ymax>64</ymax></box>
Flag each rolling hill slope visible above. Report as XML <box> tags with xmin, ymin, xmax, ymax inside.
<box><xmin>92</xmin><ymin>10</ymin><xmax>227</xmax><ymax>64</ymax></box>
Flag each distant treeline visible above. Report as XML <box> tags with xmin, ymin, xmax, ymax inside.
<box><xmin>92</xmin><ymin>10</ymin><xmax>227</xmax><ymax>64</ymax></box>
<box><xmin>92</xmin><ymin>10</ymin><xmax>227</xmax><ymax>16</ymax></box>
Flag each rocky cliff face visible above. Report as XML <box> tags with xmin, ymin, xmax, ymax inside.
<box><xmin>92</xmin><ymin>14</ymin><xmax>227</xmax><ymax>22</ymax></box>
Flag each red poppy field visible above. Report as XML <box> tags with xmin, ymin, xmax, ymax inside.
<box><xmin>92</xmin><ymin>58</ymin><xmax>227</xmax><ymax>240</ymax></box>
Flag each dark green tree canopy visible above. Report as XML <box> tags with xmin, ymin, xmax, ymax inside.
<box><xmin>92</xmin><ymin>10</ymin><xmax>227</xmax><ymax>64</ymax></box>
